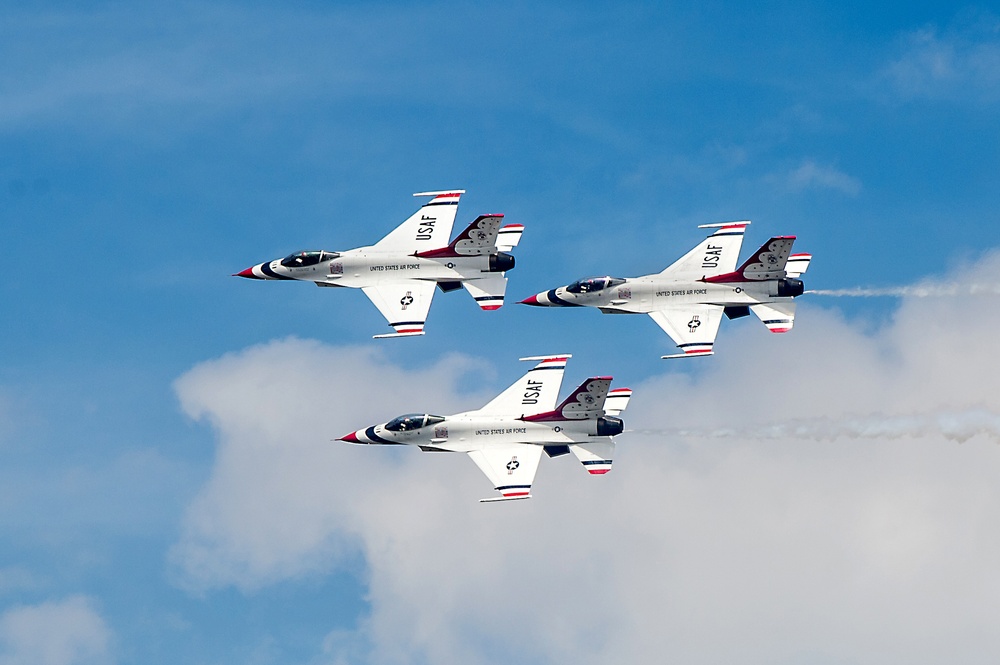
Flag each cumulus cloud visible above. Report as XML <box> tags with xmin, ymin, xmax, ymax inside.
<box><xmin>778</xmin><ymin>159</ymin><xmax>862</xmax><ymax>196</ymax></box>
<box><xmin>881</xmin><ymin>14</ymin><xmax>1000</xmax><ymax>102</ymax></box>
<box><xmin>0</xmin><ymin>596</ymin><xmax>112</xmax><ymax>665</ymax></box>
<box><xmin>169</xmin><ymin>341</ymin><xmax>490</xmax><ymax>592</ymax></box>
<box><xmin>172</xmin><ymin>253</ymin><xmax>1000</xmax><ymax>664</ymax></box>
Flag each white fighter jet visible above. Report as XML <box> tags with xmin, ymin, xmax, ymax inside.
<box><xmin>338</xmin><ymin>355</ymin><xmax>632</xmax><ymax>502</ymax></box>
<box><xmin>519</xmin><ymin>222</ymin><xmax>811</xmax><ymax>358</ymax></box>
<box><xmin>235</xmin><ymin>191</ymin><xmax>523</xmax><ymax>338</ymax></box>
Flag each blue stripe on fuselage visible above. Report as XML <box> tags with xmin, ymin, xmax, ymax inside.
<box><xmin>365</xmin><ymin>426</ymin><xmax>399</xmax><ymax>445</ymax></box>
<box><xmin>546</xmin><ymin>289</ymin><xmax>582</xmax><ymax>307</ymax></box>
<box><xmin>260</xmin><ymin>263</ymin><xmax>296</xmax><ymax>280</ymax></box>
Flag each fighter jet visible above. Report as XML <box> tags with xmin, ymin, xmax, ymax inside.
<box><xmin>339</xmin><ymin>355</ymin><xmax>632</xmax><ymax>502</ymax></box>
<box><xmin>235</xmin><ymin>191</ymin><xmax>523</xmax><ymax>338</ymax></box>
<box><xmin>520</xmin><ymin>222</ymin><xmax>811</xmax><ymax>358</ymax></box>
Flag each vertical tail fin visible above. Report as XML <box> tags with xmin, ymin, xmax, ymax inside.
<box><xmin>416</xmin><ymin>214</ymin><xmax>505</xmax><ymax>258</ymax></box>
<box><xmin>522</xmin><ymin>377</ymin><xmax>615</xmax><ymax>422</ymax></box>
<box><xmin>733</xmin><ymin>236</ymin><xmax>796</xmax><ymax>280</ymax></box>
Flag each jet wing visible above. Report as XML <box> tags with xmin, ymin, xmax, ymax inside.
<box><xmin>649</xmin><ymin>304</ymin><xmax>725</xmax><ymax>358</ymax></box>
<box><xmin>659</xmin><ymin>222</ymin><xmax>749</xmax><ymax>279</ymax></box>
<box><xmin>371</xmin><ymin>190</ymin><xmax>464</xmax><ymax>253</ymax></box>
<box><xmin>468</xmin><ymin>443</ymin><xmax>544</xmax><ymax>502</ymax></box>
<box><xmin>362</xmin><ymin>280</ymin><xmax>436</xmax><ymax>338</ymax></box>
<box><xmin>471</xmin><ymin>355</ymin><xmax>569</xmax><ymax>417</ymax></box>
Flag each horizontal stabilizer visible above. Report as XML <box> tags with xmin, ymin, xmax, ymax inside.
<box><xmin>496</xmin><ymin>224</ymin><xmax>524</xmax><ymax>252</ymax></box>
<box><xmin>785</xmin><ymin>253</ymin><xmax>812</xmax><ymax>278</ymax></box>
<box><xmin>604</xmin><ymin>387</ymin><xmax>632</xmax><ymax>416</ymax></box>
<box><xmin>570</xmin><ymin>441</ymin><xmax>615</xmax><ymax>475</ymax></box>
<box><xmin>464</xmin><ymin>275</ymin><xmax>507</xmax><ymax>311</ymax></box>
<box><xmin>750</xmin><ymin>301</ymin><xmax>797</xmax><ymax>333</ymax></box>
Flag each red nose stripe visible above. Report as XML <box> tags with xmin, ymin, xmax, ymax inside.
<box><xmin>518</xmin><ymin>294</ymin><xmax>540</xmax><ymax>305</ymax></box>
<box><xmin>339</xmin><ymin>432</ymin><xmax>360</xmax><ymax>443</ymax></box>
<box><xmin>235</xmin><ymin>267</ymin><xmax>256</xmax><ymax>277</ymax></box>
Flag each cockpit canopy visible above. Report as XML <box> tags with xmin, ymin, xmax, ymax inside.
<box><xmin>566</xmin><ymin>276</ymin><xmax>626</xmax><ymax>294</ymax></box>
<box><xmin>280</xmin><ymin>250</ymin><xmax>340</xmax><ymax>268</ymax></box>
<box><xmin>384</xmin><ymin>413</ymin><xmax>446</xmax><ymax>432</ymax></box>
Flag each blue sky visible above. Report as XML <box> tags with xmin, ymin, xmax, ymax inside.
<box><xmin>3</xmin><ymin>2</ymin><xmax>1000</xmax><ymax>663</ymax></box>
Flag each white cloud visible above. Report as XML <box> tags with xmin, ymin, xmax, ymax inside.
<box><xmin>881</xmin><ymin>14</ymin><xmax>1000</xmax><ymax>102</ymax></box>
<box><xmin>169</xmin><ymin>340</ymin><xmax>490</xmax><ymax>592</ymax></box>
<box><xmin>0</xmin><ymin>596</ymin><xmax>112</xmax><ymax>665</ymax></box>
<box><xmin>173</xmin><ymin>253</ymin><xmax>1000</xmax><ymax>664</ymax></box>
<box><xmin>780</xmin><ymin>159</ymin><xmax>862</xmax><ymax>196</ymax></box>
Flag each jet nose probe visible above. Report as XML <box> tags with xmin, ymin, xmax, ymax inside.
<box><xmin>234</xmin><ymin>265</ymin><xmax>264</xmax><ymax>279</ymax></box>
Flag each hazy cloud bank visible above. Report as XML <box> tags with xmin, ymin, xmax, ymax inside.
<box><xmin>0</xmin><ymin>596</ymin><xmax>112</xmax><ymax>665</ymax></box>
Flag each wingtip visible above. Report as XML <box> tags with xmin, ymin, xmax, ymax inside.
<box><xmin>413</xmin><ymin>189</ymin><xmax>466</xmax><ymax>197</ymax></box>
<box><xmin>661</xmin><ymin>351</ymin><xmax>715</xmax><ymax>360</ymax></box>
<box><xmin>480</xmin><ymin>494</ymin><xmax>532</xmax><ymax>503</ymax></box>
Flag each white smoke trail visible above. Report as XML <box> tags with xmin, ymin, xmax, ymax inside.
<box><xmin>807</xmin><ymin>283</ymin><xmax>1000</xmax><ymax>297</ymax></box>
<box><xmin>633</xmin><ymin>409</ymin><xmax>1000</xmax><ymax>444</ymax></box>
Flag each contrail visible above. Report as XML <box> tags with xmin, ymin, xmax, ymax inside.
<box><xmin>634</xmin><ymin>409</ymin><xmax>1000</xmax><ymax>444</ymax></box>
<box><xmin>807</xmin><ymin>283</ymin><xmax>1000</xmax><ymax>297</ymax></box>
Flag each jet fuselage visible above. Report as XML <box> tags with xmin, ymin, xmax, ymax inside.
<box><xmin>239</xmin><ymin>247</ymin><xmax>513</xmax><ymax>288</ymax></box>
<box><xmin>343</xmin><ymin>412</ymin><xmax>620</xmax><ymax>453</ymax></box>
<box><xmin>524</xmin><ymin>274</ymin><xmax>803</xmax><ymax>313</ymax></box>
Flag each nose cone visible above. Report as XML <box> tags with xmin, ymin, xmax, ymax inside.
<box><xmin>339</xmin><ymin>431</ymin><xmax>361</xmax><ymax>443</ymax></box>
<box><xmin>234</xmin><ymin>265</ymin><xmax>264</xmax><ymax>279</ymax></box>
<box><xmin>519</xmin><ymin>289</ymin><xmax>578</xmax><ymax>307</ymax></box>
